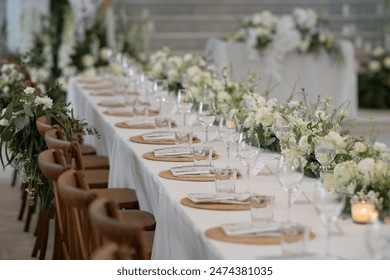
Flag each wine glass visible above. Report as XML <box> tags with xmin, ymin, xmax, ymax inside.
<box><xmin>273</xmin><ymin>118</ymin><xmax>290</xmax><ymax>140</ymax></box>
<box><xmin>366</xmin><ymin>220</ymin><xmax>390</xmax><ymax>259</ymax></box>
<box><xmin>176</xmin><ymin>89</ymin><xmax>193</xmax><ymax>127</ymax></box>
<box><xmin>153</xmin><ymin>79</ymin><xmax>168</xmax><ymax>114</ymax></box>
<box><xmin>313</xmin><ymin>182</ymin><xmax>346</xmax><ymax>258</ymax></box>
<box><xmin>218</xmin><ymin>116</ymin><xmax>238</xmax><ymax>167</ymax></box>
<box><xmin>237</xmin><ymin>132</ymin><xmax>260</xmax><ymax>193</ymax></box>
<box><xmin>315</xmin><ymin>138</ymin><xmax>336</xmax><ymax>174</ymax></box>
<box><xmin>198</xmin><ymin>100</ymin><xmax>216</xmax><ymax>144</ymax></box>
<box><xmin>276</xmin><ymin>155</ymin><xmax>304</xmax><ymax>223</ymax></box>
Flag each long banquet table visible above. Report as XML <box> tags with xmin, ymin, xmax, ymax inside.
<box><xmin>67</xmin><ymin>77</ymin><xmax>371</xmax><ymax>260</ymax></box>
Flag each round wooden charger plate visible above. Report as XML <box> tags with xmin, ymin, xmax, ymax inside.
<box><xmin>158</xmin><ymin>169</ymin><xmax>242</xmax><ymax>182</ymax></box>
<box><xmin>205</xmin><ymin>227</ymin><xmax>315</xmax><ymax>245</ymax></box>
<box><xmin>143</xmin><ymin>151</ymin><xmax>218</xmax><ymax>162</ymax></box>
<box><xmin>180</xmin><ymin>198</ymin><xmax>249</xmax><ymax>211</ymax></box>
<box><xmin>97</xmin><ymin>101</ymin><xmax>125</xmax><ymax>107</ymax></box>
<box><xmin>103</xmin><ymin>110</ymin><xmax>159</xmax><ymax>117</ymax></box>
<box><xmin>116</xmin><ymin>122</ymin><xmax>177</xmax><ymax>130</ymax></box>
<box><xmin>90</xmin><ymin>92</ymin><xmax>115</xmax><ymax>96</ymax></box>
<box><xmin>129</xmin><ymin>135</ymin><xmax>200</xmax><ymax>145</ymax></box>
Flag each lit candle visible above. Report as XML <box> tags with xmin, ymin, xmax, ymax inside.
<box><xmin>351</xmin><ymin>200</ymin><xmax>378</xmax><ymax>224</ymax></box>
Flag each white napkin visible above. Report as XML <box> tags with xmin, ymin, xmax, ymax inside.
<box><xmin>154</xmin><ymin>147</ymin><xmax>192</xmax><ymax>158</ymax></box>
<box><xmin>125</xmin><ymin>118</ymin><xmax>155</xmax><ymax>126</ymax></box>
<box><xmin>99</xmin><ymin>99</ymin><xmax>123</xmax><ymax>106</ymax></box>
<box><xmin>141</xmin><ymin>132</ymin><xmax>175</xmax><ymax>141</ymax></box>
<box><xmin>170</xmin><ymin>166</ymin><xmax>214</xmax><ymax>177</ymax></box>
<box><xmin>90</xmin><ymin>89</ymin><xmax>113</xmax><ymax>96</ymax></box>
<box><xmin>107</xmin><ymin>108</ymin><xmax>131</xmax><ymax>114</ymax></box>
<box><xmin>187</xmin><ymin>192</ymin><xmax>250</xmax><ymax>205</ymax></box>
<box><xmin>222</xmin><ymin>222</ymin><xmax>280</xmax><ymax>236</ymax></box>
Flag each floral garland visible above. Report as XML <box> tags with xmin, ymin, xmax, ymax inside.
<box><xmin>358</xmin><ymin>46</ymin><xmax>390</xmax><ymax>109</ymax></box>
<box><xmin>0</xmin><ymin>64</ymin><xmax>98</xmax><ymax>208</ymax></box>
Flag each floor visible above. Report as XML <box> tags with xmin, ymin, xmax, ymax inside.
<box><xmin>0</xmin><ymin>108</ymin><xmax>388</xmax><ymax>260</ymax></box>
<box><xmin>0</xmin><ymin>166</ymin><xmax>53</xmax><ymax>260</ymax></box>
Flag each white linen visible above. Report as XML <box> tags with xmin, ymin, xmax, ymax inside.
<box><xmin>205</xmin><ymin>38</ymin><xmax>358</xmax><ymax>118</ymax></box>
<box><xmin>67</xmin><ymin>77</ymin><xmax>370</xmax><ymax>260</ymax></box>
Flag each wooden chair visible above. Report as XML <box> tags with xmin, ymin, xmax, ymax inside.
<box><xmin>44</xmin><ymin>126</ymin><xmax>109</xmax><ymax>170</ymax></box>
<box><xmin>92</xmin><ymin>243</ymin><xmax>133</xmax><ymax>260</ymax></box>
<box><xmin>89</xmin><ymin>197</ymin><xmax>154</xmax><ymax>260</ymax></box>
<box><xmin>57</xmin><ymin>168</ymin><xmax>156</xmax><ymax>259</ymax></box>
<box><xmin>36</xmin><ymin>115</ymin><xmax>97</xmax><ymax>156</ymax></box>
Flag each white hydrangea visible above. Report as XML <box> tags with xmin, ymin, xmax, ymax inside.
<box><xmin>368</xmin><ymin>60</ymin><xmax>381</xmax><ymax>72</ymax></box>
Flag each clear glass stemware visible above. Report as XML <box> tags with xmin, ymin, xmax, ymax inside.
<box><xmin>313</xmin><ymin>183</ymin><xmax>346</xmax><ymax>258</ymax></box>
<box><xmin>153</xmin><ymin>79</ymin><xmax>168</xmax><ymax>114</ymax></box>
<box><xmin>237</xmin><ymin>132</ymin><xmax>260</xmax><ymax>193</ymax></box>
<box><xmin>198</xmin><ymin>100</ymin><xmax>216</xmax><ymax>144</ymax></box>
<box><xmin>218</xmin><ymin>117</ymin><xmax>238</xmax><ymax>167</ymax></box>
<box><xmin>273</xmin><ymin>118</ymin><xmax>290</xmax><ymax>140</ymax></box>
<box><xmin>176</xmin><ymin>89</ymin><xmax>193</xmax><ymax>127</ymax></box>
<box><xmin>315</xmin><ymin>138</ymin><xmax>336</xmax><ymax>173</ymax></box>
<box><xmin>276</xmin><ymin>155</ymin><xmax>304</xmax><ymax>223</ymax></box>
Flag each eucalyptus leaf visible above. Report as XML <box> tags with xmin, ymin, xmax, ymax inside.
<box><xmin>14</xmin><ymin>116</ymin><xmax>25</xmax><ymax>130</ymax></box>
<box><xmin>4</xmin><ymin>104</ymin><xmax>13</xmax><ymax>119</ymax></box>
<box><xmin>23</xmin><ymin>103</ymin><xmax>34</xmax><ymax>117</ymax></box>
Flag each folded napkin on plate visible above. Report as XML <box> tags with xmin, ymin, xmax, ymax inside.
<box><xmin>125</xmin><ymin>119</ymin><xmax>155</xmax><ymax>126</ymax></box>
<box><xmin>187</xmin><ymin>192</ymin><xmax>250</xmax><ymax>205</ymax></box>
<box><xmin>141</xmin><ymin>132</ymin><xmax>175</xmax><ymax>141</ymax></box>
<box><xmin>170</xmin><ymin>165</ymin><xmax>214</xmax><ymax>177</ymax></box>
<box><xmin>107</xmin><ymin>108</ymin><xmax>132</xmax><ymax>114</ymax></box>
<box><xmin>154</xmin><ymin>147</ymin><xmax>193</xmax><ymax>158</ymax></box>
<box><xmin>77</xmin><ymin>77</ymin><xmax>107</xmax><ymax>83</ymax></box>
<box><xmin>222</xmin><ymin>222</ymin><xmax>280</xmax><ymax>236</ymax></box>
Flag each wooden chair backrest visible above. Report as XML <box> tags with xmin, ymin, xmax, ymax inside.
<box><xmin>89</xmin><ymin>198</ymin><xmax>146</xmax><ymax>260</ymax></box>
<box><xmin>44</xmin><ymin>127</ymin><xmax>85</xmax><ymax>171</ymax></box>
<box><xmin>36</xmin><ymin>115</ymin><xmax>55</xmax><ymax>138</ymax></box>
<box><xmin>92</xmin><ymin>243</ymin><xmax>129</xmax><ymax>260</ymax></box>
<box><xmin>57</xmin><ymin>168</ymin><xmax>99</xmax><ymax>259</ymax></box>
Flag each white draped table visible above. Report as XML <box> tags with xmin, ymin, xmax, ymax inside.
<box><xmin>206</xmin><ymin>38</ymin><xmax>358</xmax><ymax>118</ymax></box>
<box><xmin>67</xmin><ymin>77</ymin><xmax>370</xmax><ymax>259</ymax></box>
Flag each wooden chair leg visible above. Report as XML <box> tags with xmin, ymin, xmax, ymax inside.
<box><xmin>11</xmin><ymin>169</ymin><xmax>18</xmax><ymax>187</ymax></box>
<box><xmin>17</xmin><ymin>183</ymin><xmax>27</xmax><ymax>221</ymax></box>
<box><xmin>31</xmin><ymin>211</ymin><xmax>43</xmax><ymax>258</ymax></box>
<box><xmin>23</xmin><ymin>200</ymin><xmax>36</xmax><ymax>232</ymax></box>
<box><xmin>38</xmin><ymin>210</ymin><xmax>50</xmax><ymax>260</ymax></box>
<box><xmin>52</xmin><ymin>215</ymin><xmax>63</xmax><ymax>259</ymax></box>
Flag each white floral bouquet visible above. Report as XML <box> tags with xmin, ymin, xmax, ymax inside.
<box><xmin>334</xmin><ymin>150</ymin><xmax>390</xmax><ymax>215</ymax></box>
<box><xmin>358</xmin><ymin>46</ymin><xmax>390</xmax><ymax>109</ymax></box>
<box><xmin>278</xmin><ymin>94</ymin><xmax>351</xmax><ymax>177</ymax></box>
<box><xmin>292</xmin><ymin>7</ymin><xmax>341</xmax><ymax>59</ymax></box>
<box><xmin>147</xmin><ymin>48</ymin><xmax>207</xmax><ymax>93</ymax></box>
<box><xmin>0</xmin><ymin>64</ymin><xmax>25</xmax><ymax>102</ymax></box>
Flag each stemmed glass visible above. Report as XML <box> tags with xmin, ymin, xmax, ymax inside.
<box><xmin>366</xmin><ymin>220</ymin><xmax>390</xmax><ymax>259</ymax></box>
<box><xmin>273</xmin><ymin>118</ymin><xmax>290</xmax><ymax>140</ymax></box>
<box><xmin>218</xmin><ymin>116</ymin><xmax>237</xmax><ymax>167</ymax></box>
<box><xmin>153</xmin><ymin>79</ymin><xmax>168</xmax><ymax>114</ymax></box>
<box><xmin>314</xmin><ymin>138</ymin><xmax>336</xmax><ymax>173</ymax></box>
<box><xmin>237</xmin><ymin>132</ymin><xmax>260</xmax><ymax>193</ymax></box>
<box><xmin>197</xmin><ymin>99</ymin><xmax>216</xmax><ymax>144</ymax></box>
<box><xmin>176</xmin><ymin>89</ymin><xmax>193</xmax><ymax>127</ymax></box>
<box><xmin>313</xmin><ymin>183</ymin><xmax>346</xmax><ymax>258</ymax></box>
<box><xmin>276</xmin><ymin>155</ymin><xmax>304</xmax><ymax>223</ymax></box>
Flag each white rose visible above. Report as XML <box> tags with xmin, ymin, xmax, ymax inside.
<box><xmin>374</xmin><ymin>142</ymin><xmax>387</xmax><ymax>151</ymax></box>
<box><xmin>353</xmin><ymin>142</ymin><xmax>367</xmax><ymax>154</ymax></box>
<box><xmin>82</xmin><ymin>54</ymin><xmax>95</xmax><ymax>68</ymax></box>
<box><xmin>34</xmin><ymin>96</ymin><xmax>53</xmax><ymax>110</ymax></box>
<box><xmin>0</xmin><ymin>118</ymin><xmax>9</xmax><ymax>126</ymax></box>
<box><xmin>372</xmin><ymin>46</ymin><xmax>385</xmax><ymax>57</ymax></box>
<box><xmin>183</xmin><ymin>53</ymin><xmax>193</xmax><ymax>62</ymax></box>
<box><xmin>257</xmin><ymin>107</ymin><xmax>274</xmax><ymax>127</ymax></box>
<box><xmin>384</xmin><ymin>57</ymin><xmax>390</xmax><ymax>69</ymax></box>
<box><xmin>99</xmin><ymin>48</ymin><xmax>111</xmax><ymax>61</ymax></box>
<box><xmin>151</xmin><ymin>63</ymin><xmax>163</xmax><ymax>76</ymax></box>
<box><xmin>368</xmin><ymin>60</ymin><xmax>381</xmax><ymax>72</ymax></box>
<box><xmin>325</xmin><ymin>131</ymin><xmax>347</xmax><ymax>149</ymax></box>
<box><xmin>24</xmin><ymin>87</ymin><xmax>35</xmax><ymax>95</ymax></box>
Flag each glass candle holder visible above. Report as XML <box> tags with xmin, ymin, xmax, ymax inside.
<box><xmin>351</xmin><ymin>197</ymin><xmax>378</xmax><ymax>224</ymax></box>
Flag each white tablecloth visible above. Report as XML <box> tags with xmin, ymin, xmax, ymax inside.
<box><xmin>205</xmin><ymin>38</ymin><xmax>358</xmax><ymax>118</ymax></box>
<box><xmin>67</xmin><ymin>77</ymin><xmax>370</xmax><ymax>260</ymax></box>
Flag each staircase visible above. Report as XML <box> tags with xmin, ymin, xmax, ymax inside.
<box><xmin>118</xmin><ymin>0</ymin><xmax>385</xmax><ymax>54</ymax></box>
